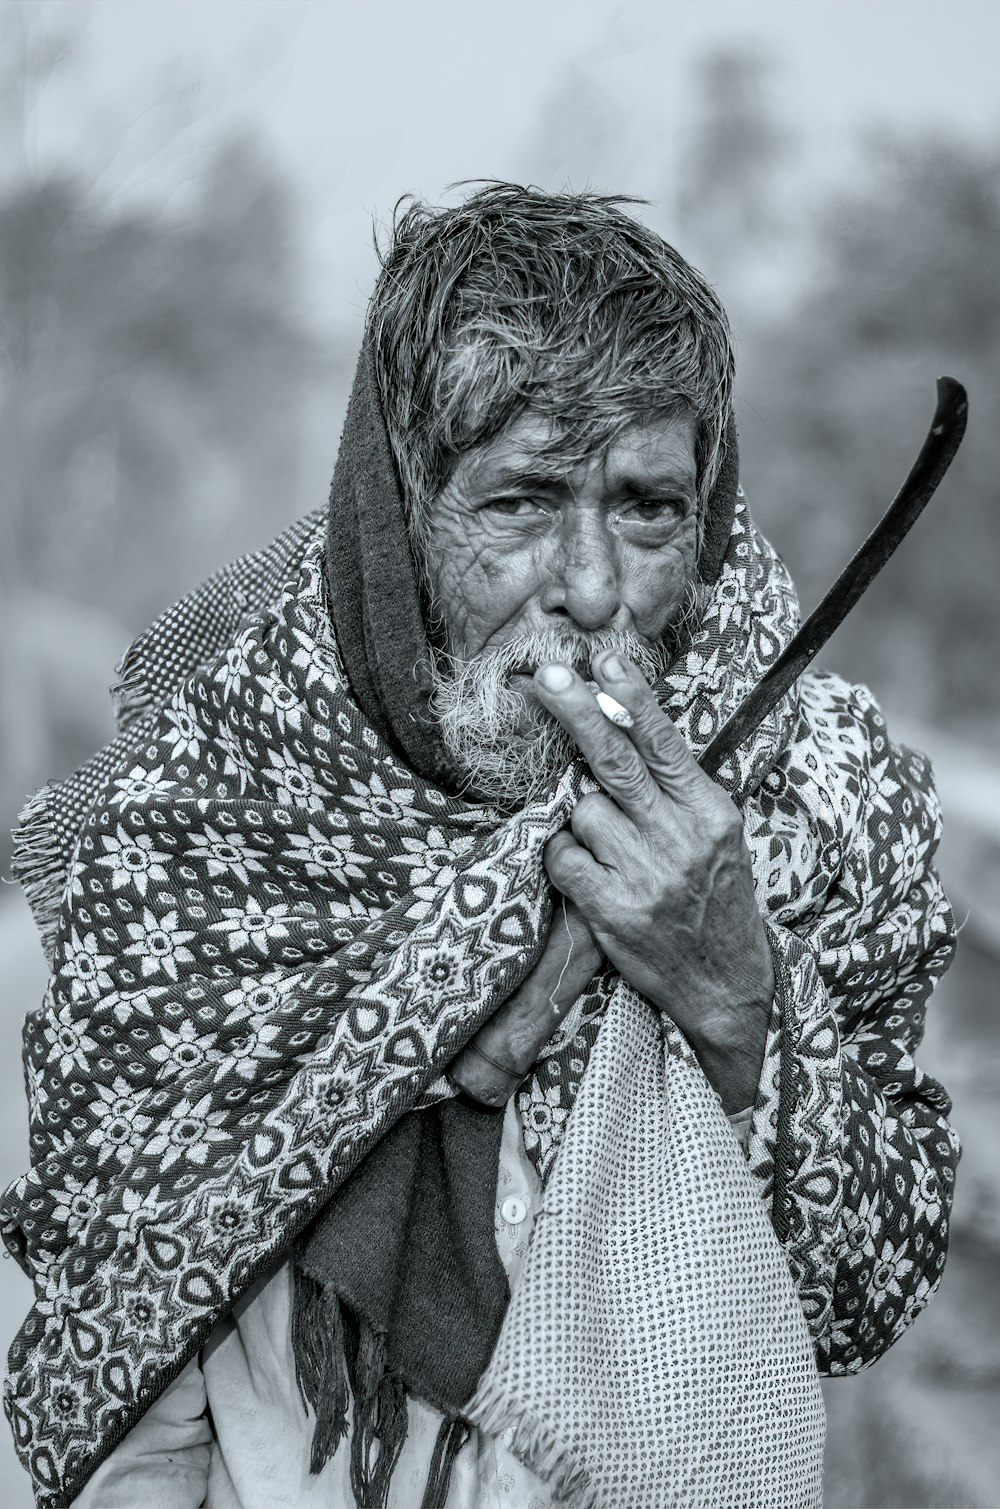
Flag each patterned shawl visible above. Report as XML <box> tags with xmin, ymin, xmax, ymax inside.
<box><xmin>0</xmin><ymin>469</ymin><xmax>835</xmax><ymax>1507</ymax></box>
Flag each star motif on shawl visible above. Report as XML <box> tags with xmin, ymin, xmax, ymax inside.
<box><xmin>258</xmin><ymin>678</ymin><xmax>305</xmax><ymax>737</ymax></box>
<box><xmin>95</xmin><ymin>825</ymin><xmax>172</xmax><ymax>897</ymax></box>
<box><xmin>144</xmin><ymin>1095</ymin><xmax>232</xmax><ymax>1170</ymax></box>
<box><xmin>395</xmin><ymin>911</ymin><xmax>485</xmax><ymax>1032</ymax></box>
<box><xmin>84</xmin><ymin>1078</ymin><xmax>155</xmax><ymax>1168</ymax></box>
<box><xmin>108</xmin><ymin>763</ymin><xmax>176</xmax><ymax>809</ymax></box>
<box><xmin>45</xmin><ymin>1001</ymin><xmax>97</xmax><ymax>1081</ymax></box>
<box><xmin>208</xmin><ymin>898</ymin><xmax>292</xmax><ymax>956</ymax></box>
<box><xmin>60</xmin><ymin>929</ymin><xmax>115</xmax><ymax>1003</ymax></box>
<box><xmin>103</xmin><ymin>1264</ymin><xmax>181</xmax><ymax>1355</ymax></box>
<box><xmin>37</xmin><ymin>1357</ymin><xmax>98</xmax><ymax>1454</ymax></box>
<box><xmin>294</xmin><ymin>1051</ymin><xmax>375</xmax><ymax>1146</ymax></box>
<box><xmin>184</xmin><ymin>824</ymin><xmax>269</xmax><ymax>885</ymax></box>
<box><xmin>282</xmin><ymin>822</ymin><xmax>372</xmax><ymax>881</ymax></box>
<box><xmin>162</xmin><ymin>701</ymin><xmax>203</xmax><ymax>763</ymax></box>
<box><xmin>123</xmin><ymin>909</ymin><xmax>196</xmax><ymax>983</ymax></box>
<box><xmin>189</xmin><ymin>1172</ymin><xmax>269</xmax><ymax>1266</ymax></box>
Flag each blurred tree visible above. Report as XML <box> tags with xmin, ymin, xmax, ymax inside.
<box><xmin>674</xmin><ymin>45</ymin><xmax>795</xmax><ymax>316</ymax></box>
<box><xmin>0</xmin><ymin>138</ymin><xmax>317</xmax><ymax>616</ymax></box>
<box><xmin>0</xmin><ymin>2</ymin><xmax>319</xmax><ymax>868</ymax></box>
<box><xmin>739</xmin><ymin>133</ymin><xmax>1000</xmax><ymax>728</ymax></box>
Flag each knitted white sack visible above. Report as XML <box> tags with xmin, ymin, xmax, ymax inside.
<box><xmin>467</xmin><ymin>983</ymin><xmax>826</xmax><ymax>1509</ymax></box>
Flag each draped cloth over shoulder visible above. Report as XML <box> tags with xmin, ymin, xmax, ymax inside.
<box><xmin>3</xmin><ymin>337</ymin><xmax>829</xmax><ymax>1509</ymax></box>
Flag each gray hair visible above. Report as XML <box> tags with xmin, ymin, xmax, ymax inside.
<box><xmin>367</xmin><ymin>182</ymin><xmax>735</xmax><ymax>563</ymax></box>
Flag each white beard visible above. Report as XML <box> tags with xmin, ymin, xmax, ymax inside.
<box><xmin>430</xmin><ymin>623</ymin><xmax>677</xmax><ymax>808</ymax></box>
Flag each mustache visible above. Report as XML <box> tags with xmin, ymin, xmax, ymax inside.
<box><xmin>434</xmin><ymin>625</ymin><xmax>670</xmax><ymax>684</ymax></box>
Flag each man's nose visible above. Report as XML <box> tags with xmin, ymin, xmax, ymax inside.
<box><xmin>543</xmin><ymin>510</ymin><xmax>622</xmax><ymax>631</ymax></box>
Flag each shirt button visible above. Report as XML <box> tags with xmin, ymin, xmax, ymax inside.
<box><xmin>500</xmin><ymin>1196</ymin><xmax>528</xmax><ymax>1226</ymax></box>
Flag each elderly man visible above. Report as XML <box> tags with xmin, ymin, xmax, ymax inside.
<box><xmin>3</xmin><ymin>185</ymin><xmax>958</xmax><ymax>1509</ymax></box>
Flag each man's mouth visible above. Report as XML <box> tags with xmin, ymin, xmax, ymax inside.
<box><xmin>508</xmin><ymin>660</ymin><xmax>587</xmax><ymax>679</ymax></box>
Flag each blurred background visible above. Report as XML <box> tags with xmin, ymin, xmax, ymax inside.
<box><xmin>0</xmin><ymin>1</ymin><xmax>998</xmax><ymax>1503</ymax></box>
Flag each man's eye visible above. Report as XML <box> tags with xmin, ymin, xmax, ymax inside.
<box><xmin>485</xmin><ymin>497</ymin><xmax>543</xmax><ymax>517</ymax></box>
<box><xmin>621</xmin><ymin>499</ymin><xmax>681</xmax><ymax>522</ymax></box>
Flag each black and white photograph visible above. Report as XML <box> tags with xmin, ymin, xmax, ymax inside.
<box><xmin>0</xmin><ymin>3</ymin><xmax>997</xmax><ymax>1506</ymax></box>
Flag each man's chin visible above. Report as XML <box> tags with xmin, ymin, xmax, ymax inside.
<box><xmin>443</xmin><ymin>708</ymin><xmax>577</xmax><ymax>808</ymax></box>
<box><xmin>431</xmin><ymin>651</ymin><xmax>582</xmax><ymax>805</ymax></box>
<box><xmin>504</xmin><ymin>673</ymin><xmax>544</xmax><ymax>732</ymax></box>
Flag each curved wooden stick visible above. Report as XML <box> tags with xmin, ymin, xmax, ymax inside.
<box><xmin>701</xmin><ymin>376</ymin><xmax>969</xmax><ymax>779</ymax></box>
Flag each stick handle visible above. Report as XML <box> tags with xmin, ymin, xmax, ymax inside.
<box><xmin>701</xmin><ymin>377</ymin><xmax>968</xmax><ymax>779</ymax></box>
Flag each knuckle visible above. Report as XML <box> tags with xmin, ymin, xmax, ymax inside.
<box><xmin>570</xmin><ymin>792</ymin><xmax>605</xmax><ymax>838</ymax></box>
<box><xmin>647</xmin><ymin>727</ymin><xmax>692</xmax><ymax>777</ymax></box>
<box><xmin>575</xmin><ymin>791</ymin><xmax>605</xmax><ymax>821</ymax></box>
<box><xmin>711</xmin><ymin>801</ymin><xmax>745</xmax><ymax>843</ymax></box>
<box><xmin>544</xmin><ymin>838</ymin><xmax>581</xmax><ymax>886</ymax></box>
<box><xmin>543</xmin><ymin>832</ymin><xmax>566</xmax><ymax>865</ymax></box>
<box><xmin>595</xmin><ymin>744</ymin><xmax>649</xmax><ymax>800</ymax></box>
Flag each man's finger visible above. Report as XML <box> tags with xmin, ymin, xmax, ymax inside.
<box><xmin>590</xmin><ymin>651</ymin><xmax>704</xmax><ymax>802</ymax></box>
<box><xmin>569</xmin><ymin>790</ymin><xmax>627</xmax><ymax>866</ymax></box>
<box><xmin>543</xmin><ymin>828</ymin><xmax>605</xmax><ymax>908</ymax></box>
<box><xmin>533</xmin><ymin>662</ymin><xmax>659</xmax><ymax>821</ymax></box>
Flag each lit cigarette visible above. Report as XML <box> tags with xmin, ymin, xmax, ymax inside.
<box><xmin>586</xmin><ymin>681</ymin><xmax>634</xmax><ymax>728</ymax></box>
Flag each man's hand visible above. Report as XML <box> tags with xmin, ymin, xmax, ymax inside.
<box><xmin>447</xmin><ymin>899</ymin><xmax>604</xmax><ymax>1106</ymax></box>
<box><xmin>534</xmin><ymin>650</ymin><xmax>773</xmax><ymax>1115</ymax></box>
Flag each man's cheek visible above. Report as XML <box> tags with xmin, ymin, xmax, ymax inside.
<box><xmin>436</xmin><ymin>536</ymin><xmax>545</xmax><ymax>655</ymax></box>
<box><xmin>620</xmin><ymin>540</ymin><xmax>695</xmax><ymax>643</ymax></box>
<box><xmin>426</xmin><ymin>528</ymin><xmax>492</xmax><ymax>650</ymax></box>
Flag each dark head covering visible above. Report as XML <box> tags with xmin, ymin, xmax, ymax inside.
<box><xmin>323</xmin><ymin>337</ymin><xmax>739</xmax><ymax>788</ymax></box>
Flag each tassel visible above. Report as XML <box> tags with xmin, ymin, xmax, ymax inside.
<box><xmin>419</xmin><ymin>1415</ymin><xmax>471</xmax><ymax>1509</ymax></box>
<box><xmin>291</xmin><ymin>1263</ymin><xmax>351</xmax><ymax>1473</ymax></box>
<box><xmin>348</xmin><ymin>1320</ymin><xmax>408</xmax><ymax>1509</ymax></box>
<box><xmin>292</xmin><ymin>1267</ymin><xmax>412</xmax><ymax>1501</ymax></box>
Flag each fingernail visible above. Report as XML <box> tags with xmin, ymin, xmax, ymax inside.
<box><xmin>537</xmin><ymin>663</ymin><xmax>573</xmax><ymax>692</ymax></box>
<box><xmin>600</xmin><ymin>653</ymin><xmax>628</xmax><ymax>681</ymax></box>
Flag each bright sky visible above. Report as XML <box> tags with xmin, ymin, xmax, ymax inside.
<box><xmin>10</xmin><ymin>0</ymin><xmax>1000</xmax><ymax>327</ymax></box>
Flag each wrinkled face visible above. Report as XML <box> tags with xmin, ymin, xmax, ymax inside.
<box><xmin>427</xmin><ymin>407</ymin><xmax>699</xmax><ymax>663</ymax></box>
<box><xmin>423</xmin><ymin>407</ymin><xmax>702</xmax><ymax>803</ymax></box>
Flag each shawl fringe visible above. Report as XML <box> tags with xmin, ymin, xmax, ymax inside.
<box><xmin>10</xmin><ymin>784</ymin><xmax>64</xmax><ymax>963</ymax></box>
<box><xmin>292</xmin><ymin>1264</ymin><xmax>351</xmax><ymax>1473</ymax></box>
<box><xmin>419</xmin><ymin>1416</ymin><xmax>472</xmax><ymax>1509</ymax></box>
<box><xmin>348</xmin><ymin>1322</ymin><xmax>408</xmax><ymax>1509</ymax></box>
<box><xmin>466</xmin><ymin>1381</ymin><xmax>596</xmax><ymax>1509</ymax></box>
<box><xmin>110</xmin><ymin>640</ymin><xmax>159</xmax><ymax>729</ymax></box>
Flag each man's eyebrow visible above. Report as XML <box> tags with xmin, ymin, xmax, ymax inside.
<box><xmin>470</xmin><ymin>462</ymin><xmax>568</xmax><ymax>493</ymax></box>
<box><xmin>609</xmin><ymin>464</ymin><xmax>697</xmax><ymax>496</ymax></box>
<box><xmin>467</xmin><ymin>459</ymin><xmax>698</xmax><ymax>495</ymax></box>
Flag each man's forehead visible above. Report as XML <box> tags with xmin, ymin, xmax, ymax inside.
<box><xmin>454</xmin><ymin>408</ymin><xmax>699</xmax><ymax>492</ymax></box>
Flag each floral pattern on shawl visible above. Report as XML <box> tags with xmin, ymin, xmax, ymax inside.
<box><xmin>1</xmin><ymin>497</ymin><xmax>957</xmax><ymax>1506</ymax></box>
